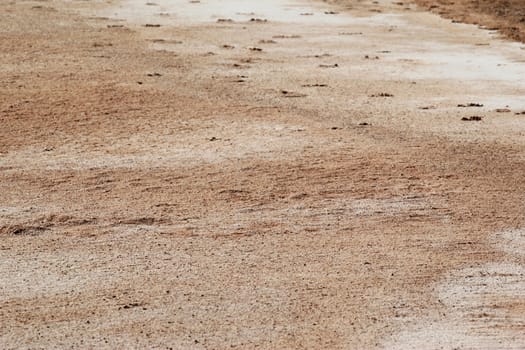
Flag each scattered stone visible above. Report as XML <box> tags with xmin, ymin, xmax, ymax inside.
<box><xmin>302</xmin><ymin>84</ymin><xmax>328</xmax><ymax>87</ymax></box>
<box><xmin>92</xmin><ymin>42</ymin><xmax>113</xmax><ymax>47</ymax></box>
<box><xmin>371</xmin><ymin>93</ymin><xmax>394</xmax><ymax>97</ymax></box>
<box><xmin>305</xmin><ymin>53</ymin><xmax>331</xmax><ymax>58</ymax></box>
<box><xmin>458</xmin><ymin>103</ymin><xmax>483</xmax><ymax>107</ymax></box>
<box><xmin>149</xmin><ymin>39</ymin><xmax>183</xmax><ymax>44</ymax></box>
<box><xmin>272</xmin><ymin>34</ymin><xmax>301</xmax><ymax>39</ymax></box>
<box><xmin>281</xmin><ymin>90</ymin><xmax>307</xmax><ymax>98</ymax></box>
<box><xmin>121</xmin><ymin>302</ymin><xmax>141</xmax><ymax>309</ymax></box>
<box><xmin>461</xmin><ymin>116</ymin><xmax>483</xmax><ymax>121</ymax></box>
<box><xmin>319</xmin><ymin>63</ymin><xmax>339</xmax><ymax>68</ymax></box>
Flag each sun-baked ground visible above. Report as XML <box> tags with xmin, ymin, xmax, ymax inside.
<box><xmin>1</xmin><ymin>0</ymin><xmax>525</xmax><ymax>348</ymax></box>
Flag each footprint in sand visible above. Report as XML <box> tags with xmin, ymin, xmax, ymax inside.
<box><xmin>280</xmin><ymin>90</ymin><xmax>307</xmax><ymax>98</ymax></box>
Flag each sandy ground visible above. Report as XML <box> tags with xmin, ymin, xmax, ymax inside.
<box><xmin>2</xmin><ymin>0</ymin><xmax>525</xmax><ymax>348</ymax></box>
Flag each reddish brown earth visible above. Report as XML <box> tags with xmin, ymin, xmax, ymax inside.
<box><xmin>1</xmin><ymin>0</ymin><xmax>525</xmax><ymax>348</ymax></box>
<box><xmin>413</xmin><ymin>0</ymin><xmax>525</xmax><ymax>43</ymax></box>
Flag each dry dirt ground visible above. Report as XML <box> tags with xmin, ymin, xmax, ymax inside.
<box><xmin>413</xmin><ymin>0</ymin><xmax>525</xmax><ymax>43</ymax></box>
<box><xmin>2</xmin><ymin>0</ymin><xmax>525</xmax><ymax>349</ymax></box>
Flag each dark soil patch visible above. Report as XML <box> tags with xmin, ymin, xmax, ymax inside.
<box><xmin>413</xmin><ymin>0</ymin><xmax>525</xmax><ymax>43</ymax></box>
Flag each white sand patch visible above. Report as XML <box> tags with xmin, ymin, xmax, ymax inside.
<box><xmin>383</xmin><ymin>230</ymin><xmax>525</xmax><ymax>349</ymax></box>
<box><xmin>492</xmin><ymin>228</ymin><xmax>525</xmax><ymax>258</ymax></box>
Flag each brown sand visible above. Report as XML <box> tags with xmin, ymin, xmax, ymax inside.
<box><xmin>1</xmin><ymin>0</ymin><xmax>525</xmax><ymax>348</ymax></box>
